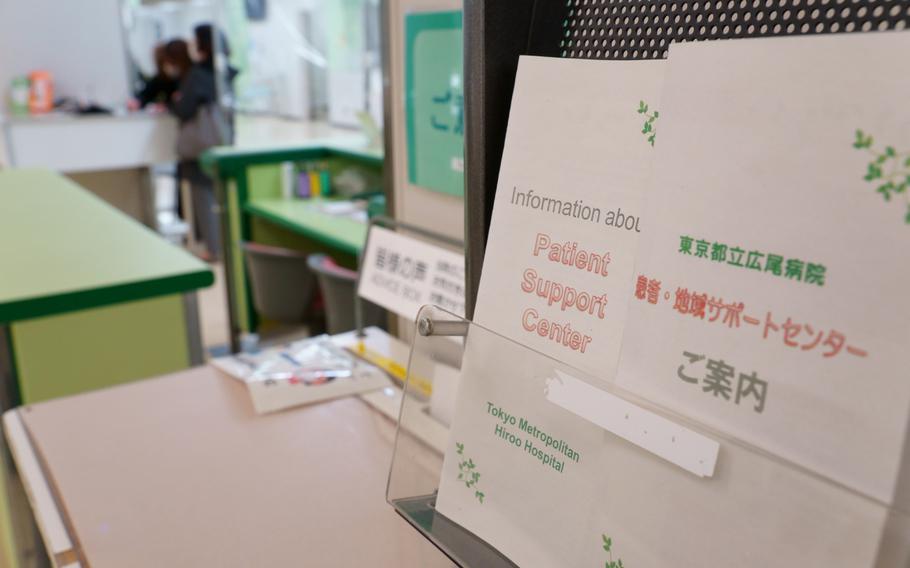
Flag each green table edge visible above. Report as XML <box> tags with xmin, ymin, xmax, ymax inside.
<box><xmin>243</xmin><ymin>201</ymin><xmax>365</xmax><ymax>256</ymax></box>
<box><xmin>0</xmin><ymin>270</ymin><xmax>214</xmax><ymax>324</ymax></box>
<box><xmin>201</xmin><ymin>143</ymin><xmax>383</xmax><ymax>177</ymax></box>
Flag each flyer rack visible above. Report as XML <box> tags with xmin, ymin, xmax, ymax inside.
<box><xmin>387</xmin><ymin>305</ymin><xmax>910</xmax><ymax>567</ymax></box>
<box><xmin>462</xmin><ymin>0</ymin><xmax>910</xmax><ymax>317</ymax></box>
<box><xmin>386</xmin><ymin>305</ymin><xmax>515</xmax><ymax>567</ymax></box>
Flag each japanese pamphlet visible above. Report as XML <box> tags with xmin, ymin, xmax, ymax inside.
<box><xmin>617</xmin><ymin>31</ymin><xmax>910</xmax><ymax>506</ymax></box>
<box><xmin>433</xmin><ymin>326</ymin><xmax>888</xmax><ymax>567</ymax></box>
<box><xmin>434</xmin><ymin>31</ymin><xmax>910</xmax><ymax>568</ymax></box>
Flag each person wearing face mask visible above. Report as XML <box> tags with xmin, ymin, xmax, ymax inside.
<box><xmin>128</xmin><ymin>43</ymin><xmax>178</xmax><ymax>111</ymax></box>
<box><xmin>164</xmin><ymin>35</ymin><xmax>231</xmax><ymax>261</ymax></box>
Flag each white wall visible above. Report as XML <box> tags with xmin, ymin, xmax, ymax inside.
<box><xmin>0</xmin><ymin>0</ymin><xmax>131</xmax><ymax>108</ymax></box>
<box><xmin>240</xmin><ymin>0</ymin><xmax>375</xmax><ymax>122</ymax></box>
<box><xmin>124</xmin><ymin>2</ymin><xmax>219</xmax><ymax>78</ymax></box>
<box><xmin>241</xmin><ymin>0</ymin><xmax>319</xmax><ymax>117</ymax></box>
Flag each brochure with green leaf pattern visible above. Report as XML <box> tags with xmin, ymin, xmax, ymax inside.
<box><xmin>435</xmin><ymin>31</ymin><xmax>910</xmax><ymax>568</ymax></box>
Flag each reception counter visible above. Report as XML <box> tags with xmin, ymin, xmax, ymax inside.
<box><xmin>0</xmin><ymin>168</ymin><xmax>213</xmax><ymax>567</ymax></box>
<box><xmin>0</xmin><ymin>168</ymin><xmax>212</xmax><ymax>402</ymax></box>
<box><xmin>0</xmin><ymin>112</ymin><xmax>178</xmax><ymax>225</ymax></box>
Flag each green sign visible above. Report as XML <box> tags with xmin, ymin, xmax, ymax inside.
<box><xmin>405</xmin><ymin>10</ymin><xmax>464</xmax><ymax>197</ymax></box>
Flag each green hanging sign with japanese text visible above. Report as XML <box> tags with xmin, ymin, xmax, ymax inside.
<box><xmin>404</xmin><ymin>10</ymin><xmax>464</xmax><ymax>197</ymax></box>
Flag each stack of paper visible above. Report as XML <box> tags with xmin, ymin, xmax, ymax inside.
<box><xmin>213</xmin><ymin>335</ymin><xmax>389</xmax><ymax>414</ymax></box>
<box><xmin>435</xmin><ymin>31</ymin><xmax>910</xmax><ymax>568</ymax></box>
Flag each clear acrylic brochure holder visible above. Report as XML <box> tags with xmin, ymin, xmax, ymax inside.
<box><xmin>387</xmin><ymin>305</ymin><xmax>910</xmax><ymax>567</ymax></box>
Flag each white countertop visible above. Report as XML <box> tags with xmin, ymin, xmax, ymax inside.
<box><xmin>0</xmin><ymin>109</ymin><xmax>174</xmax><ymax>126</ymax></box>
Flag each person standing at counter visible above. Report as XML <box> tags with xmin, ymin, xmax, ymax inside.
<box><xmin>129</xmin><ymin>43</ymin><xmax>178</xmax><ymax>110</ymax></box>
<box><xmin>164</xmin><ymin>31</ymin><xmax>235</xmax><ymax>261</ymax></box>
<box><xmin>193</xmin><ymin>24</ymin><xmax>239</xmax><ymax>110</ymax></box>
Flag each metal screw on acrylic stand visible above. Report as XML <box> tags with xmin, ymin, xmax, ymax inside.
<box><xmin>417</xmin><ymin>317</ymin><xmax>469</xmax><ymax>337</ymax></box>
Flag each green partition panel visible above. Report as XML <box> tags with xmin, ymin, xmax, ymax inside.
<box><xmin>11</xmin><ymin>295</ymin><xmax>190</xmax><ymax>404</ymax></box>
<box><xmin>248</xmin><ymin>164</ymin><xmax>284</xmax><ymax>200</ymax></box>
<box><xmin>405</xmin><ymin>10</ymin><xmax>465</xmax><ymax>197</ymax></box>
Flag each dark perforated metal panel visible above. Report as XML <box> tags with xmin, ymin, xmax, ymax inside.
<box><xmin>562</xmin><ymin>0</ymin><xmax>910</xmax><ymax>59</ymax></box>
<box><xmin>463</xmin><ymin>0</ymin><xmax>910</xmax><ymax>317</ymax></box>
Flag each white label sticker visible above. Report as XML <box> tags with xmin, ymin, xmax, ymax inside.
<box><xmin>547</xmin><ymin>369</ymin><xmax>719</xmax><ymax>477</ymax></box>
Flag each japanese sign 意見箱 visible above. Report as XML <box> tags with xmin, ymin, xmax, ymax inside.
<box><xmin>358</xmin><ymin>225</ymin><xmax>464</xmax><ymax>320</ymax></box>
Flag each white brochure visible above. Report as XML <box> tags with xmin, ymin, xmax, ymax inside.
<box><xmin>617</xmin><ymin>31</ymin><xmax>910</xmax><ymax>506</ymax></box>
<box><xmin>434</xmin><ymin>327</ymin><xmax>888</xmax><ymax>567</ymax></box>
<box><xmin>434</xmin><ymin>32</ymin><xmax>910</xmax><ymax>568</ymax></box>
<box><xmin>472</xmin><ymin>55</ymin><xmax>664</xmax><ymax>381</ymax></box>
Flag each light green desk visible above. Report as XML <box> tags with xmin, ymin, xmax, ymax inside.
<box><xmin>201</xmin><ymin>140</ymin><xmax>383</xmax><ymax>350</ymax></box>
<box><xmin>244</xmin><ymin>199</ymin><xmax>368</xmax><ymax>257</ymax></box>
<box><xmin>0</xmin><ymin>169</ymin><xmax>213</xmax><ymax>567</ymax></box>
<box><xmin>0</xmin><ymin>169</ymin><xmax>213</xmax><ymax>402</ymax></box>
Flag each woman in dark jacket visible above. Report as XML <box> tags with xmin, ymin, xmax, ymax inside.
<box><xmin>164</xmin><ymin>35</ymin><xmax>233</xmax><ymax>261</ymax></box>
<box><xmin>131</xmin><ymin>43</ymin><xmax>178</xmax><ymax>110</ymax></box>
